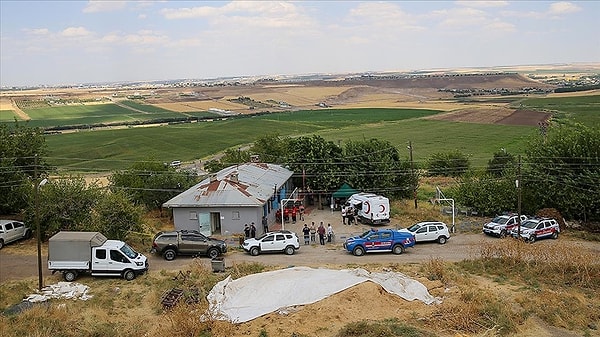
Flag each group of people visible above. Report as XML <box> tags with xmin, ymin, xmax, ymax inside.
<box><xmin>275</xmin><ymin>204</ymin><xmax>305</xmax><ymax>223</ymax></box>
<box><xmin>243</xmin><ymin>223</ymin><xmax>257</xmax><ymax>238</ymax></box>
<box><xmin>302</xmin><ymin>221</ymin><xmax>334</xmax><ymax>245</ymax></box>
<box><xmin>341</xmin><ymin>204</ymin><xmax>357</xmax><ymax>225</ymax></box>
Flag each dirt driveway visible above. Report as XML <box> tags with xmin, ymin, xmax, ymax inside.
<box><xmin>2</xmin><ymin>208</ymin><xmax>598</xmax><ymax>283</ymax></box>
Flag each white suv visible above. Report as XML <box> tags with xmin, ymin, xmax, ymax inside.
<box><xmin>401</xmin><ymin>221</ymin><xmax>450</xmax><ymax>244</ymax></box>
<box><xmin>0</xmin><ymin>220</ymin><xmax>32</xmax><ymax>249</ymax></box>
<box><xmin>483</xmin><ymin>214</ymin><xmax>528</xmax><ymax>238</ymax></box>
<box><xmin>510</xmin><ymin>218</ymin><xmax>560</xmax><ymax>243</ymax></box>
<box><xmin>242</xmin><ymin>230</ymin><xmax>300</xmax><ymax>256</ymax></box>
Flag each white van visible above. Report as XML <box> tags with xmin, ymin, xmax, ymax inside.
<box><xmin>346</xmin><ymin>193</ymin><xmax>390</xmax><ymax>225</ymax></box>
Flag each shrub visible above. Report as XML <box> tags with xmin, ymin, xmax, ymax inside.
<box><xmin>426</xmin><ymin>150</ymin><xmax>470</xmax><ymax>177</ymax></box>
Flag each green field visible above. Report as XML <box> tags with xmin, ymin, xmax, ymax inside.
<box><xmin>0</xmin><ymin>110</ymin><xmax>20</xmax><ymax>122</ymax></box>
<box><xmin>44</xmin><ymin>108</ymin><xmax>536</xmax><ymax>172</ymax></box>
<box><xmin>520</xmin><ymin>94</ymin><xmax>599</xmax><ymax>126</ymax></box>
<box><xmin>37</xmin><ymin>95</ymin><xmax>599</xmax><ymax>173</ymax></box>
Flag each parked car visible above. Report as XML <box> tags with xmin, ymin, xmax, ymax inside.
<box><xmin>343</xmin><ymin>228</ymin><xmax>415</xmax><ymax>256</ymax></box>
<box><xmin>401</xmin><ymin>221</ymin><xmax>450</xmax><ymax>244</ymax></box>
<box><xmin>242</xmin><ymin>230</ymin><xmax>300</xmax><ymax>256</ymax></box>
<box><xmin>0</xmin><ymin>220</ymin><xmax>32</xmax><ymax>249</ymax></box>
<box><xmin>151</xmin><ymin>230</ymin><xmax>227</xmax><ymax>261</ymax></box>
<box><xmin>510</xmin><ymin>218</ymin><xmax>560</xmax><ymax>243</ymax></box>
<box><xmin>483</xmin><ymin>213</ymin><xmax>528</xmax><ymax>238</ymax></box>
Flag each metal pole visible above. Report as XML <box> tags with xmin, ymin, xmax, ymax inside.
<box><xmin>408</xmin><ymin>141</ymin><xmax>417</xmax><ymax>209</ymax></box>
<box><xmin>516</xmin><ymin>154</ymin><xmax>522</xmax><ymax>237</ymax></box>
<box><xmin>34</xmin><ymin>155</ymin><xmax>43</xmax><ymax>290</ymax></box>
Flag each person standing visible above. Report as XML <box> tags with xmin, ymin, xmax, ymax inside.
<box><xmin>317</xmin><ymin>222</ymin><xmax>326</xmax><ymax>245</ymax></box>
<box><xmin>327</xmin><ymin>223</ymin><xmax>334</xmax><ymax>243</ymax></box>
<box><xmin>291</xmin><ymin>206</ymin><xmax>297</xmax><ymax>223</ymax></box>
<box><xmin>310</xmin><ymin>222</ymin><xmax>316</xmax><ymax>242</ymax></box>
<box><xmin>243</xmin><ymin>224</ymin><xmax>250</xmax><ymax>238</ymax></box>
<box><xmin>262</xmin><ymin>216</ymin><xmax>269</xmax><ymax>233</ymax></box>
<box><xmin>250</xmin><ymin>223</ymin><xmax>256</xmax><ymax>238</ymax></box>
<box><xmin>299</xmin><ymin>204</ymin><xmax>305</xmax><ymax>221</ymax></box>
<box><xmin>341</xmin><ymin>206</ymin><xmax>347</xmax><ymax>225</ymax></box>
<box><xmin>302</xmin><ymin>224</ymin><xmax>310</xmax><ymax>245</ymax></box>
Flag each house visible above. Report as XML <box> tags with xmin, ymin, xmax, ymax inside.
<box><xmin>162</xmin><ymin>162</ymin><xmax>294</xmax><ymax>237</ymax></box>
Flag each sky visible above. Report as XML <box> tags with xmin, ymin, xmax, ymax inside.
<box><xmin>1</xmin><ymin>1</ymin><xmax>599</xmax><ymax>87</ymax></box>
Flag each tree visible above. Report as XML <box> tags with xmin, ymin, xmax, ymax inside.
<box><xmin>426</xmin><ymin>150</ymin><xmax>470</xmax><ymax>177</ymax></box>
<box><xmin>0</xmin><ymin>123</ymin><xmax>49</xmax><ymax>214</ymax></box>
<box><xmin>24</xmin><ymin>176</ymin><xmax>101</xmax><ymax>239</ymax></box>
<box><xmin>451</xmin><ymin>171</ymin><xmax>517</xmax><ymax>216</ymax></box>
<box><xmin>92</xmin><ymin>190</ymin><xmax>143</xmax><ymax>240</ymax></box>
<box><xmin>523</xmin><ymin>124</ymin><xmax>600</xmax><ymax>221</ymax></box>
<box><xmin>284</xmin><ymin>135</ymin><xmax>343</xmax><ymax>195</ymax></box>
<box><xmin>343</xmin><ymin>139</ymin><xmax>415</xmax><ymax>198</ymax></box>
<box><xmin>487</xmin><ymin>150</ymin><xmax>516</xmax><ymax>177</ymax></box>
<box><xmin>110</xmin><ymin>160</ymin><xmax>199</xmax><ymax>210</ymax></box>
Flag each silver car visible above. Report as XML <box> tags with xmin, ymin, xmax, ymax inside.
<box><xmin>0</xmin><ymin>220</ymin><xmax>32</xmax><ymax>249</ymax></box>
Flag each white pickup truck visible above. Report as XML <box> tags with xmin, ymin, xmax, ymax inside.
<box><xmin>48</xmin><ymin>231</ymin><xmax>148</xmax><ymax>282</ymax></box>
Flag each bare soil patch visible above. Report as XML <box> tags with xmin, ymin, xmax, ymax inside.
<box><xmin>426</xmin><ymin>106</ymin><xmax>551</xmax><ymax>126</ymax></box>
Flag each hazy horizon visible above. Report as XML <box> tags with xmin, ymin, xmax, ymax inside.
<box><xmin>2</xmin><ymin>1</ymin><xmax>599</xmax><ymax>87</ymax></box>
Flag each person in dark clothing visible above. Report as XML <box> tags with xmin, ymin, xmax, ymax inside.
<box><xmin>243</xmin><ymin>224</ymin><xmax>250</xmax><ymax>238</ymax></box>
<box><xmin>262</xmin><ymin>216</ymin><xmax>268</xmax><ymax>233</ymax></box>
<box><xmin>302</xmin><ymin>224</ymin><xmax>310</xmax><ymax>245</ymax></box>
<box><xmin>317</xmin><ymin>222</ymin><xmax>326</xmax><ymax>245</ymax></box>
<box><xmin>250</xmin><ymin>223</ymin><xmax>256</xmax><ymax>238</ymax></box>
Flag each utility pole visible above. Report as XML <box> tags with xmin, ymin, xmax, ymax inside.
<box><xmin>34</xmin><ymin>155</ymin><xmax>43</xmax><ymax>290</ymax></box>
<box><xmin>516</xmin><ymin>154</ymin><xmax>522</xmax><ymax>237</ymax></box>
<box><xmin>408</xmin><ymin>141</ymin><xmax>417</xmax><ymax>209</ymax></box>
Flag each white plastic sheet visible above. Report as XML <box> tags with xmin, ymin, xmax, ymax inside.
<box><xmin>207</xmin><ymin>266</ymin><xmax>439</xmax><ymax>323</ymax></box>
<box><xmin>24</xmin><ymin>282</ymin><xmax>93</xmax><ymax>302</ymax></box>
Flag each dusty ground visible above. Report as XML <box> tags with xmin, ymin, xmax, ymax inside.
<box><xmin>2</xmin><ymin>208</ymin><xmax>599</xmax><ymax>337</ymax></box>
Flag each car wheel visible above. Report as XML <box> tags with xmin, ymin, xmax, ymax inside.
<box><xmin>24</xmin><ymin>230</ymin><xmax>32</xmax><ymax>240</ymax></box>
<box><xmin>392</xmin><ymin>244</ymin><xmax>405</xmax><ymax>255</ymax></box>
<box><xmin>551</xmin><ymin>231</ymin><xmax>558</xmax><ymax>239</ymax></box>
<box><xmin>250</xmin><ymin>246</ymin><xmax>260</xmax><ymax>256</ymax></box>
<box><xmin>438</xmin><ymin>236</ymin><xmax>447</xmax><ymax>244</ymax></box>
<box><xmin>353</xmin><ymin>246</ymin><xmax>365</xmax><ymax>256</ymax></box>
<box><xmin>163</xmin><ymin>249</ymin><xmax>177</xmax><ymax>261</ymax></box>
<box><xmin>500</xmin><ymin>230</ymin><xmax>507</xmax><ymax>238</ymax></box>
<box><xmin>123</xmin><ymin>270</ymin><xmax>136</xmax><ymax>281</ymax></box>
<box><xmin>0</xmin><ymin>239</ymin><xmax>4</xmax><ymax>250</ymax></box>
<box><xmin>63</xmin><ymin>271</ymin><xmax>77</xmax><ymax>282</ymax></box>
<box><xmin>284</xmin><ymin>246</ymin><xmax>295</xmax><ymax>255</ymax></box>
<box><xmin>528</xmin><ymin>235</ymin><xmax>536</xmax><ymax>243</ymax></box>
<box><xmin>207</xmin><ymin>248</ymin><xmax>220</xmax><ymax>259</ymax></box>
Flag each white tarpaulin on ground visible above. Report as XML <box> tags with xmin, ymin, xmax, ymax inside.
<box><xmin>24</xmin><ymin>282</ymin><xmax>93</xmax><ymax>302</ymax></box>
<box><xmin>207</xmin><ymin>266</ymin><xmax>439</xmax><ymax>323</ymax></box>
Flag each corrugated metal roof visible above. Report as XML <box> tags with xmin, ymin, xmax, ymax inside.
<box><xmin>163</xmin><ymin>163</ymin><xmax>293</xmax><ymax>208</ymax></box>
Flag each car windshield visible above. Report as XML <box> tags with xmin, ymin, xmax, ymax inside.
<box><xmin>491</xmin><ymin>216</ymin><xmax>509</xmax><ymax>224</ymax></box>
<box><xmin>359</xmin><ymin>230</ymin><xmax>374</xmax><ymax>238</ymax></box>
<box><xmin>520</xmin><ymin>220</ymin><xmax>538</xmax><ymax>229</ymax></box>
<box><xmin>255</xmin><ymin>233</ymin><xmax>269</xmax><ymax>240</ymax></box>
<box><xmin>406</xmin><ymin>224</ymin><xmax>422</xmax><ymax>232</ymax></box>
<box><xmin>120</xmin><ymin>244</ymin><xmax>139</xmax><ymax>259</ymax></box>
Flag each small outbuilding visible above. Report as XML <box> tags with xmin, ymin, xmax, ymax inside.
<box><xmin>162</xmin><ymin>162</ymin><xmax>294</xmax><ymax>237</ymax></box>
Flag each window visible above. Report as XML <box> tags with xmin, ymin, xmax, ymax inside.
<box><xmin>189</xmin><ymin>211</ymin><xmax>197</xmax><ymax>220</ymax></box>
<box><xmin>110</xmin><ymin>250</ymin><xmax>129</xmax><ymax>263</ymax></box>
<box><xmin>380</xmin><ymin>232</ymin><xmax>391</xmax><ymax>240</ymax></box>
<box><xmin>232</xmin><ymin>211</ymin><xmax>240</xmax><ymax>220</ymax></box>
<box><xmin>276</xmin><ymin>234</ymin><xmax>285</xmax><ymax>241</ymax></box>
<box><xmin>262</xmin><ymin>235</ymin><xmax>274</xmax><ymax>242</ymax></box>
<box><xmin>437</xmin><ymin>225</ymin><xmax>445</xmax><ymax>230</ymax></box>
<box><xmin>429</xmin><ymin>226</ymin><xmax>438</xmax><ymax>232</ymax></box>
<box><xmin>95</xmin><ymin>249</ymin><xmax>106</xmax><ymax>259</ymax></box>
<box><xmin>13</xmin><ymin>222</ymin><xmax>23</xmax><ymax>229</ymax></box>
<box><xmin>5</xmin><ymin>223</ymin><xmax>13</xmax><ymax>230</ymax></box>
<box><xmin>416</xmin><ymin>227</ymin><xmax>427</xmax><ymax>234</ymax></box>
